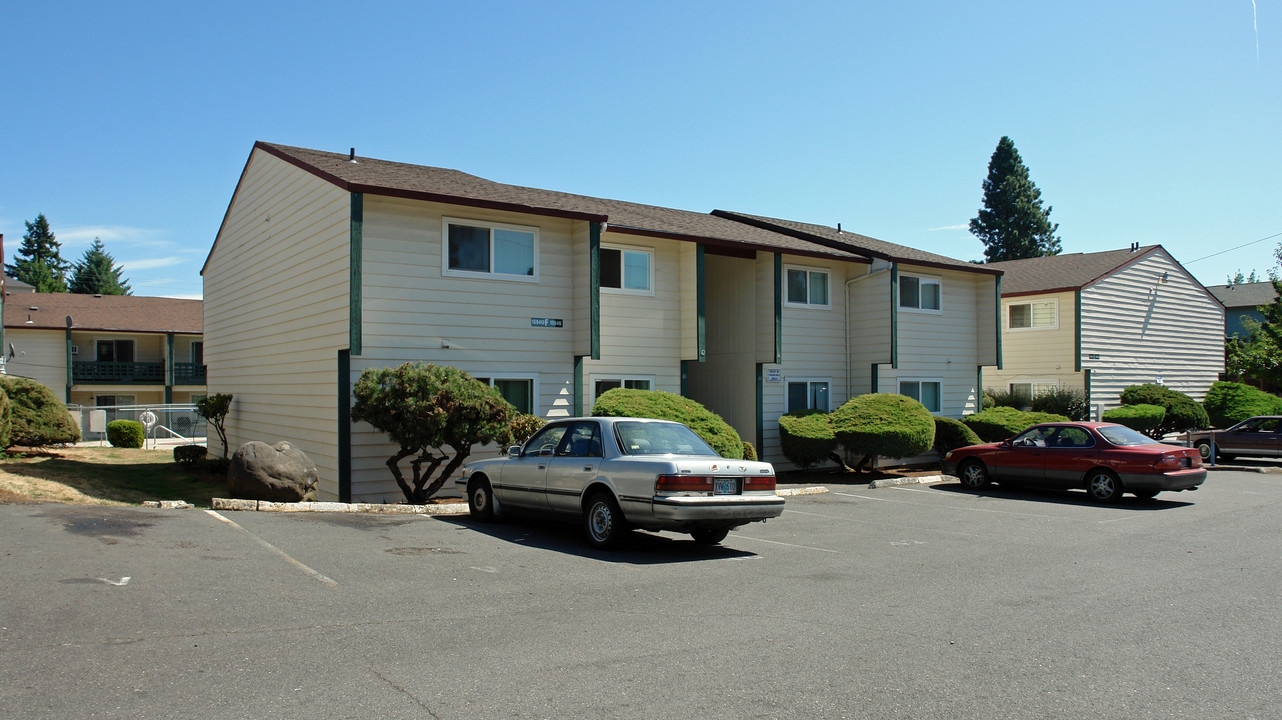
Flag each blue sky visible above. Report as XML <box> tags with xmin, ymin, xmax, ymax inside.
<box><xmin>3</xmin><ymin>1</ymin><xmax>1278</xmax><ymax>298</ymax></box>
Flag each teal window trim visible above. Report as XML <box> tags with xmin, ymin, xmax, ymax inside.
<box><xmin>165</xmin><ymin>333</ymin><xmax>175</xmax><ymax>403</ymax></box>
<box><xmin>1083</xmin><ymin>368</ymin><xmax>1092</xmax><ymax>419</ymax></box>
<box><xmin>871</xmin><ymin>363</ymin><xmax>879</xmax><ymax>394</ymax></box>
<box><xmin>755</xmin><ymin>363</ymin><xmax>764</xmax><ymax>450</ymax></box>
<box><xmin>696</xmin><ymin>245</ymin><xmax>706</xmax><ymax>361</ymax></box>
<box><xmin>338</xmin><ymin>349</ymin><xmax>351</xmax><ymax>503</ymax></box>
<box><xmin>680</xmin><ymin>359</ymin><xmax>690</xmax><ymax>396</ymax></box>
<box><xmin>65</xmin><ymin>328</ymin><xmax>73</xmax><ymax>403</ymax></box>
<box><xmin>773</xmin><ymin>254</ymin><xmax>782</xmax><ymax>364</ymax></box>
<box><xmin>1074</xmin><ymin>289</ymin><xmax>1082</xmax><ymax>372</ymax></box>
<box><xmin>350</xmin><ymin>193</ymin><xmax>363</xmax><ymax>356</ymax></box>
<box><xmin>995</xmin><ymin>275</ymin><xmax>1003</xmax><ymax>370</ymax></box>
<box><xmin>976</xmin><ymin>365</ymin><xmax>983</xmax><ymax>407</ymax></box>
<box><xmin>590</xmin><ymin>222</ymin><xmax>601</xmax><ymax>360</ymax></box>
<box><xmin>574</xmin><ymin>356</ymin><xmax>585</xmax><ymax>416</ymax></box>
<box><xmin>890</xmin><ymin>263</ymin><xmax>899</xmax><ymax>369</ymax></box>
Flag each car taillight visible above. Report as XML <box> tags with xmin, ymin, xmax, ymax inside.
<box><xmin>655</xmin><ymin>475</ymin><xmax>714</xmax><ymax>492</ymax></box>
<box><xmin>1154</xmin><ymin>454</ymin><xmax>1184</xmax><ymax>471</ymax></box>
<box><xmin>744</xmin><ymin>474</ymin><xmax>776</xmax><ymax>492</ymax></box>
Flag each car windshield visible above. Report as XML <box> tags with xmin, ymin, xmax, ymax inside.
<box><xmin>1096</xmin><ymin>424</ymin><xmax>1159</xmax><ymax>447</ymax></box>
<box><xmin>613</xmin><ymin>421</ymin><xmax>718</xmax><ymax>456</ymax></box>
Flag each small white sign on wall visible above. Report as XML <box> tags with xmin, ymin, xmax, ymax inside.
<box><xmin>765</xmin><ymin>368</ymin><xmax>783</xmax><ymax>383</ymax></box>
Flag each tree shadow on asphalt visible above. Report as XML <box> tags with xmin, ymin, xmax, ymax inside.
<box><xmin>930</xmin><ymin>482</ymin><xmax>1197</xmax><ymax>509</ymax></box>
<box><xmin>434</xmin><ymin>514</ymin><xmax>758</xmax><ymax>564</ymax></box>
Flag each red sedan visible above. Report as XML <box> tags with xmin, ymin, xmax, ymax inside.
<box><xmin>941</xmin><ymin>422</ymin><xmax>1206</xmax><ymax>502</ymax></box>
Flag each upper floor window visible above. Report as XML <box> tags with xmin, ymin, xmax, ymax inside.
<box><xmin>899</xmin><ymin>274</ymin><xmax>941</xmax><ymax>312</ymax></box>
<box><xmin>97</xmin><ymin>339</ymin><xmax>135</xmax><ymax>363</ymax></box>
<box><xmin>443</xmin><ymin>218</ymin><xmax>538</xmax><ymax>280</ymax></box>
<box><xmin>900</xmin><ymin>379</ymin><xmax>942</xmax><ymax>413</ymax></box>
<box><xmin>601</xmin><ymin>245</ymin><xmax>653</xmax><ymax>294</ymax></box>
<box><xmin>1008</xmin><ymin>300</ymin><xmax>1057</xmax><ymax>330</ymax></box>
<box><xmin>785</xmin><ymin>266</ymin><xmax>830</xmax><ymax>308</ymax></box>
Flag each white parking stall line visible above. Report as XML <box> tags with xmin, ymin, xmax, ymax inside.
<box><xmin>727</xmin><ymin>533</ymin><xmax>841</xmax><ymax>553</ymax></box>
<box><xmin>205</xmin><ymin>510</ymin><xmax>338</xmax><ymax>586</ymax></box>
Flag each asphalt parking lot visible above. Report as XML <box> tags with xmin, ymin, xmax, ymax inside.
<box><xmin>2</xmin><ymin>470</ymin><xmax>1279</xmax><ymax>719</ymax></box>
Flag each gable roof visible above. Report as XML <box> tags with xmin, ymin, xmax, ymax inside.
<box><xmin>711</xmin><ymin>210</ymin><xmax>1000</xmax><ymax>275</ymax></box>
<box><xmin>224</xmin><ymin>143</ymin><xmax>868</xmax><ymax>265</ymax></box>
<box><xmin>1206</xmin><ymin>281</ymin><xmax>1278</xmax><ymax>309</ymax></box>
<box><xmin>986</xmin><ymin>246</ymin><xmax>1168</xmax><ymax>295</ymax></box>
<box><xmin>3</xmin><ymin>292</ymin><xmax>202</xmax><ymax>334</ymax></box>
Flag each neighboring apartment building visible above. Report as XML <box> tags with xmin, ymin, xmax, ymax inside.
<box><xmin>202</xmin><ymin>142</ymin><xmax>1002</xmax><ymax>502</ymax></box>
<box><xmin>1206</xmin><ymin>280</ymin><xmax>1277</xmax><ymax>338</ymax></box>
<box><xmin>985</xmin><ymin>245</ymin><xmax>1224</xmax><ymax>415</ymax></box>
<box><xmin>1</xmin><ymin>291</ymin><xmax>205</xmax><ymax>408</ymax></box>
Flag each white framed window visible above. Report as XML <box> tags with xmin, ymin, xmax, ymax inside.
<box><xmin>442</xmin><ymin>217</ymin><xmax>539</xmax><ymax>281</ymax></box>
<box><xmin>1010</xmin><ymin>381</ymin><xmax>1058</xmax><ymax>398</ymax></box>
<box><xmin>786</xmin><ymin>379</ymin><xmax>831</xmax><ymax>413</ymax></box>
<box><xmin>472</xmin><ymin>375</ymin><xmax>537</xmax><ymax>415</ymax></box>
<box><xmin>590</xmin><ymin>375</ymin><xmax>653</xmax><ymax>406</ymax></box>
<box><xmin>600</xmin><ymin>244</ymin><xmax>653</xmax><ymax>295</ymax></box>
<box><xmin>1007</xmin><ymin>299</ymin><xmax>1058</xmax><ymax>330</ymax></box>
<box><xmin>899</xmin><ymin>379</ymin><xmax>942</xmax><ymax>413</ymax></box>
<box><xmin>784</xmin><ymin>265</ymin><xmax>830</xmax><ymax>308</ymax></box>
<box><xmin>899</xmin><ymin>273</ymin><xmax>941</xmax><ymax>312</ymax></box>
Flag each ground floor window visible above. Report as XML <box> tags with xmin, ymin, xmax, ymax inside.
<box><xmin>96</xmin><ymin>395</ymin><xmax>136</xmax><ymax>406</ymax></box>
<box><xmin>899</xmin><ymin>380</ymin><xmax>942</xmax><ymax>413</ymax></box>
<box><xmin>1010</xmin><ymin>381</ymin><xmax>1057</xmax><ymax>399</ymax></box>
<box><xmin>473</xmin><ymin>377</ymin><xmax>535</xmax><ymax>414</ymax></box>
<box><xmin>592</xmin><ymin>377</ymin><xmax>652</xmax><ymax>405</ymax></box>
<box><xmin>786</xmin><ymin>379</ymin><xmax>830</xmax><ymax>413</ymax></box>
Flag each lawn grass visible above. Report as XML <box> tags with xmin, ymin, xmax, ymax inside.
<box><xmin>0</xmin><ymin>446</ymin><xmax>227</xmax><ymax>507</ymax></box>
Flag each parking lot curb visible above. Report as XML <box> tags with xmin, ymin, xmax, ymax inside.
<box><xmin>1206</xmin><ymin>465</ymin><xmax>1282</xmax><ymax>473</ymax></box>
<box><xmin>776</xmin><ymin>486</ymin><xmax>830</xmax><ymax>497</ymax></box>
<box><xmin>209</xmin><ymin>498</ymin><xmax>470</xmax><ymax>515</ymax></box>
<box><xmin>868</xmin><ymin>474</ymin><xmax>954</xmax><ymax>489</ymax></box>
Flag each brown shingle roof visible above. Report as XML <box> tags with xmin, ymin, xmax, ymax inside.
<box><xmin>3</xmin><ymin>293</ymin><xmax>202</xmax><ymax>334</ymax></box>
<box><xmin>986</xmin><ymin>246</ymin><xmax>1163</xmax><ymax>295</ymax></box>
<box><xmin>712</xmin><ymin>210</ymin><xmax>1000</xmax><ymax>275</ymax></box>
<box><xmin>250</xmin><ymin>143</ymin><xmax>867</xmax><ymax>262</ymax></box>
<box><xmin>1206</xmin><ymin>281</ymin><xmax>1278</xmax><ymax>309</ymax></box>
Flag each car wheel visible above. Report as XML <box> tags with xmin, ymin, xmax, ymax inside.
<box><xmin>583</xmin><ymin>491</ymin><xmax>628</xmax><ymax>549</ymax></box>
<box><xmin>1086</xmin><ymin>470</ymin><xmax>1123</xmax><ymax>503</ymax></box>
<box><xmin>691</xmin><ymin>527</ymin><xmax>731</xmax><ymax>545</ymax></box>
<box><xmin>1195</xmin><ymin>441</ymin><xmax>1215</xmax><ymax>463</ymax></box>
<box><xmin>1132</xmin><ymin>489</ymin><xmax>1160</xmax><ymax>500</ymax></box>
<box><xmin>467</xmin><ymin>477</ymin><xmax>496</xmax><ymax>522</ymax></box>
<box><xmin>958</xmin><ymin>460</ymin><xmax>991</xmax><ymax>490</ymax></box>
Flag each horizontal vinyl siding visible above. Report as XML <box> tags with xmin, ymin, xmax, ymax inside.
<box><xmin>987</xmin><ymin>291</ymin><xmax>1082</xmax><ymax>394</ymax></box>
<box><xmin>890</xmin><ymin>268</ymin><xmax>988</xmax><ymax>417</ymax></box>
<box><xmin>1081</xmin><ymin>251</ymin><xmax>1225</xmax><ymax>413</ymax></box>
<box><xmin>5</xmin><ymin>329</ymin><xmax>69</xmax><ymax>394</ymax></box>
<box><xmin>687</xmin><ymin>253</ymin><xmax>757</xmax><ymax>453</ymax></box>
<box><xmin>351</xmin><ymin>196</ymin><xmax>581</xmax><ymax>503</ymax></box>
<box><xmin>848</xmin><ymin>268</ymin><xmax>892</xmax><ymax>396</ymax></box>
<box><xmin>203</xmin><ymin>149</ymin><xmax>350</xmax><ymax>499</ymax></box>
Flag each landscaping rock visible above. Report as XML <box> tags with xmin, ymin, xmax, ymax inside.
<box><xmin>227</xmin><ymin>441</ymin><xmax>319</xmax><ymax>502</ymax></box>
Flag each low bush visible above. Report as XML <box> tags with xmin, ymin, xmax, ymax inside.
<box><xmin>830</xmin><ymin>394</ymin><xmax>934</xmax><ymax>464</ymax></box>
<box><xmin>1102</xmin><ymin>404</ymin><xmax>1165</xmax><ymax>434</ymax></box>
<box><xmin>1031</xmin><ymin>387</ymin><xmax>1090</xmax><ymax>421</ymax></box>
<box><xmin>984</xmin><ymin>387</ymin><xmax>1031</xmax><ymax>410</ymax></box>
<box><xmin>934</xmin><ymin>416</ymin><xmax>982</xmax><ymax>453</ymax></box>
<box><xmin>963</xmin><ymin>407</ymin><xmax>1070</xmax><ymax>442</ymax></box>
<box><xmin>1202</xmin><ymin>381</ymin><xmax>1282</xmax><ymax>428</ymax></box>
<box><xmin>107</xmin><ymin>420</ymin><xmax>145</xmax><ymax>448</ymax></box>
<box><xmin>174</xmin><ymin>444</ymin><xmax>207</xmax><ymax>465</ymax></box>
<box><xmin>1118</xmin><ymin>384</ymin><xmax>1210</xmax><ymax>438</ymax></box>
<box><xmin>0</xmin><ymin>376</ymin><xmax>80</xmax><ymax>448</ymax></box>
<box><xmin>778</xmin><ymin>410</ymin><xmax>836</xmax><ymax>469</ymax></box>
<box><xmin>742</xmin><ymin>441</ymin><xmax>758</xmax><ymax>461</ymax></box>
<box><xmin>592</xmin><ymin>388</ymin><xmax>743</xmax><ymax>459</ymax></box>
<box><xmin>509</xmin><ymin>414</ymin><xmax>546</xmax><ymax>445</ymax></box>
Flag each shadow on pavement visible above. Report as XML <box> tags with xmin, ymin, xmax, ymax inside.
<box><xmin>930</xmin><ymin>481</ymin><xmax>1197</xmax><ymax>509</ymax></box>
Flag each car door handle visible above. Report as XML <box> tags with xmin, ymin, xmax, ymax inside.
<box><xmin>583</xmin><ymin>465</ymin><xmax>594</xmax><ymax>471</ymax></box>
<box><xmin>537</xmin><ymin>464</ymin><xmax>547</xmax><ymax>470</ymax></box>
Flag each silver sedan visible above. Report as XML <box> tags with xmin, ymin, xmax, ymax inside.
<box><xmin>458</xmin><ymin>416</ymin><xmax>784</xmax><ymax>548</ymax></box>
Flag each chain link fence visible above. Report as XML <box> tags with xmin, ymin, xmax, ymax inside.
<box><xmin>69</xmin><ymin>404</ymin><xmax>207</xmax><ymax>444</ymax></box>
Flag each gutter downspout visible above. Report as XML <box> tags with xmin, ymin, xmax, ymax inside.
<box><xmin>845</xmin><ymin>263</ymin><xmax>893</xmax><ymax>401</ymax></box>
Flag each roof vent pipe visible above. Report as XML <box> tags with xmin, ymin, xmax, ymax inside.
<box><xmin>349</xmin><ymin>148</ymin><xmax>357</xmax><ymax>163</ymax></box>
<box><xmin>837</xmin><ymin>223</ymin><xmax>842</xmax><ymax>233</ymax></box>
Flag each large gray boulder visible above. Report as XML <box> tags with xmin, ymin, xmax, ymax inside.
<box><xmin>228</xmin><ymin>441</ymin><xmax>319</xmax><ymax>502</ymax></box>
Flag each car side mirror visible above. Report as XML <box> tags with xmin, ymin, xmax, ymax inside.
<box><xmin>1000</xmin><ymin>439</ymin><xmax>1013</xmax><ymax>448</ymax></box>
<box><xmin>508</xmin><ymin>445</ymin><xmax>522</xmax><ymax>457</ymax></box>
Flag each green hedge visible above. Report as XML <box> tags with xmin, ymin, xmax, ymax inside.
<box><xmin>0</xmin><ymin>376</ymin><xmax>80</xmax><ymax>448</ymax></box>
<box><xmin>174</xmin><ymin>444</ymin><xmax>206</xmax><ymax>464</ymax></box>
<box><xmin>830</xmin><ymin>394</ymin><xmax>934</xmax><ymax>460</ymax></box>
<box><xmin>963</xmin><ymin>406</ymin><xmax>1070</xmax><ymax>442</ymax></box>
<box><xmin>0</xmin><ymin>387</ymin><xmax>10</xmax><ymax>450</ymax></box>
<box><xmin>106</xmin><ymin>420</ymin><xmax>145</xmax><ymax>448</ymax></box>
<box><xmin>934</xmin><ymin>416</ymin><xmax>982</xmax><ymax>453</ymax></box>
<box><xmin>592</xmin><ymin>388</ymin><xmax>743</xmax><ymax>459</ymax></box>
<box><xmin>1118</xmin><ymin>384</ymin><xmax>1209</xmax><ymax>437</ymax></box>
<box><xmin>1202</xmin><ymin>381</ymin><xmax>1282</xmax><ymax>428</ymax></box>
<box><xmin>1102</xmin><ymin>404</ymin><xmax>1165</xmax><ymax>434</ymax></box>
<box><xmin>742</xmin><ymin>441</ymin><xmax>758</xmax><ymax>461</ymax></box>
<box><xmin>778</xmin><ymin>410</ymin><xmax>836</xmax><ymax>469</ymax></box>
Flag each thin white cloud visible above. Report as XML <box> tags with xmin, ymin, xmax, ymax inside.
<box><xmin>58</xmin><ymin>225</ymin><xmax>165</xmax><ymax>246</ymax></box>
<box><xmin>927</xmin><ymin>223</ymin><xmax>970</xmax><ymax>232</ymax></box>
<box><xmin>119</xmin><ymin>256</ymin><xmax>185</xmax><ymax>271</ymax></box>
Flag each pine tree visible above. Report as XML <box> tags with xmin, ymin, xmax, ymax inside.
<box><xmin>5</xmin><ymin>214</ymin><xmax>71</xmax><ymax>292</ymax></box>
<box><xmin>69</xmin><ymin>237</ymin><xmax>132</xmax><ymax>295</ymax></box>
<box><xmin>970</xmin><ymin>137</ymin><xmax>1062</xmax><ymax>262</ymax></box>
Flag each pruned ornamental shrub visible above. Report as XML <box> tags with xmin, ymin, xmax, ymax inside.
<box><xmin>742</xmin><ymin>441</ymin><xmax>758</xmax><ymax>461</ymax></box>
<box><xmin>778</xmin><ymin>410</ymin><xmax>836</xmax><ymax>470</ymax></box>
<box><xmin>352</xmin><ymin>363</ymin><xmax>517</xmax><ymax>503</ymax></box>
<box><xmin>1118</xmin><ymin>384</ymin><xmax>1209</xmax><ymax>438</ymax></box>
<box><xmin>933</xmin><ymin>416</ymin><xmax>982</xmax><ymax>454</ymax></box>
<box><xmin>830</xmin><ymin>394</ymin><xmax>934</xmax><ymax>468</ymax></box>
<box><xmin>592</xmin><ymin>388</ymin><xmax>743</xmax><ymax>459</ymax></box>
<box><xmin>509</xmin><ymin>413</ymin><xmax>546</xmax><ymax>445</ymax></box>
<box><xmin>174</xmin><ymin>444</ymin><xmax>206</xmax><ymax>465</ymax></box>
<box><xmin>107</xmin><ymin>419</ymin><xmax>145</xmax><ymax>448</ymax></box>
<box><xmin>1202</xmin><ymin>381</ymin><xmax>1282</xmax><ymax>428</ymax></box>
<box><xmin>0</xmin><ymin>376</ymin><xmax>79</xmax><ymax>447</ymax></box>
<box><xmin>195</xmin><ymin>393</ymin><xmax>234</xmax><ymax>459</ymax></box>
<box><xmin>963</xmin><ymin>407</ymin><xmax>1069</xmax><ymax>442</ymax></box>
<box><xmin>1102</xmin><ymin>404</ymin><xmax>1165</xmax><ymax>434</ymax></box>
<box><xmin>1031</xmin><ymin>387</ymin><xmax>1089</xmax><ymax>421</ymax></box>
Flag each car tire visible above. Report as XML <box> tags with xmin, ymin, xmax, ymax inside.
<box><xmin>583</xmin><ymin>491</ymin><xmax>628</xmax><ymax>550</ymax></box>
<box><xmin>1195</xmin><ymin>441</ymin><xmax>1215</xmax><ymax>463</ymax></box>
<box><xmin>691</xmin><ymin>527</ymin><xmax>731</xmax><ymax>545</ymax></box>
<box><xmin>1086</xmin><ymin>470</ymin><xmax>1123</xmax><ymax>503</ymax></box>
<box><xmin>467</xmin><ymin>477</ymin><xmax>496</xmax><ymax>522</ymax></box>
<box><xmin>958</xmin><ymin>460</ymin><xmax>991</xmax><ymax>490</ymax></box>
<box><xmin>1132</xmin><ymin>489</ymin><xmax>1160</xmax><ymax>500</ymax></box>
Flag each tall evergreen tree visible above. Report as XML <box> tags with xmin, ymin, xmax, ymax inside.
<box><xmin>970</xmin><ymin>137</ymin><xmax>1062</xmax><ymax>262</ymax></box>
<box><xmin>70</xmin><ymin>237</ymin><xmax>132</xmax><ymax>295</ymax></box>
<box><xmin>5</xmin><ymin>214</ymin><xmax>71</xmax><ymax>292</ymax></box>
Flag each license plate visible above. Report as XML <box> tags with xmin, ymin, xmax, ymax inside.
<box><xmin>714</xmin><ymin>478</ymin><xmax>739</xmax><ymax>495</ymax></box>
